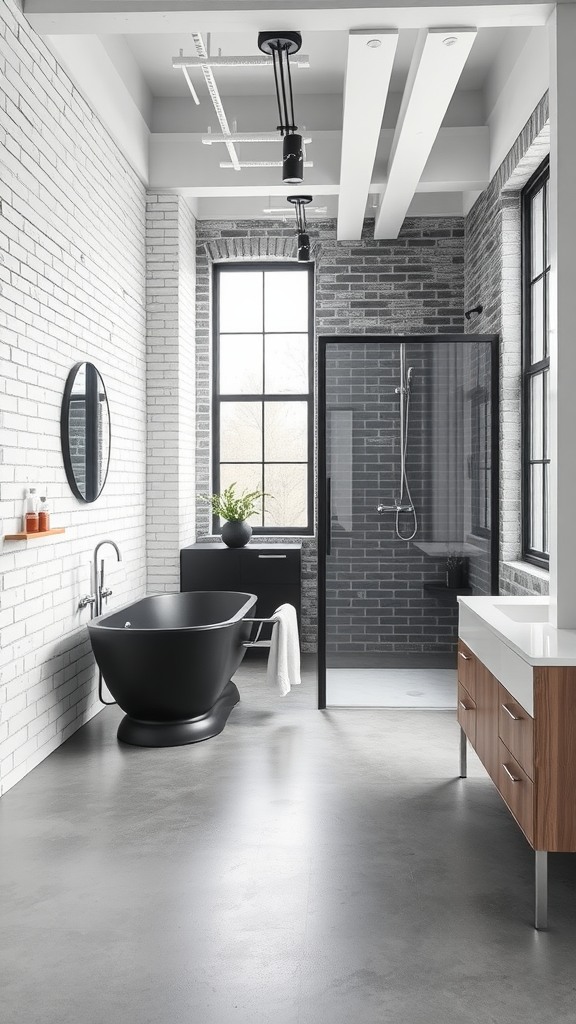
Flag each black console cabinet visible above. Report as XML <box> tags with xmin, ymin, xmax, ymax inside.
<box><xmin>180</xmin><ymin>543</ymin><xmax>301</xmax><ymax>652</ymax></box>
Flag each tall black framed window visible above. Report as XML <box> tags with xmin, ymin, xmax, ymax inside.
<box><xmin>213</xmin><ymin>262</ymin><xmax>314</xmax><ymax>534</ymax></box>
<box><xmin>522</xmin><ymin>158</ymin><xmax>550</xmax><ymax>567</ymax></box>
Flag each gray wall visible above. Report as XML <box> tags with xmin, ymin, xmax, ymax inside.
<box><xmin>325</xmin><ymin>339</ymin><xmax>493</xmax><ymax>660</ymax></box>
<box><xmin>464</xmin><ymin>93</ymin><xmax>550</xmax><ymax>597</ymax></box>
<box><xmin>195</xmin><ymin>218</ymin><xmax>466</xmax><ymax>651</ymax></box>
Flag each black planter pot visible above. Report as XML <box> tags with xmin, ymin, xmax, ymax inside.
<box><xmin>445</xmin><ymin>557</ymin><xmax>469</xmax><ymax>589</ymax></box>
<box><xmin>221</xmin><ymin>520</ymin><xmax>252</xmax><ymax>548</ymax></box>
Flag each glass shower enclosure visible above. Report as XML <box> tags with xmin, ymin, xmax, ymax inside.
<box><xmin>318</xmin><ymin>335</ymin><xmax>499</xmax><ymax>709</ymax></box>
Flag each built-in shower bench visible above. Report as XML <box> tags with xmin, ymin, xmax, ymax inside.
<box><xmin>457</xmin><ymin>595</ymin><xmax>576</xmax><ymax>930</ymax></box>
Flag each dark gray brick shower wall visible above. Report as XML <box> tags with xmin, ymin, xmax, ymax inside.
<box><xmin>195</xmin><ymin>217</ymin><xmax>466</xmax><ymax>652</ymax></box>
<box><xmin>325</xmin><ymin>339</ymin><xmax>493</xmax><ymax>658</ymax></box>
<box><xmin>326</xmin><ymin>343</ymin><xmax>458</xmax><ymax>657</ymax></box>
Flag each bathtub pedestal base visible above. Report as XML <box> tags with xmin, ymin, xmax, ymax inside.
<box><xmin>117</xmin><ymin>680</ymin><xmax>240</xmax><ymax>747</ymax></box>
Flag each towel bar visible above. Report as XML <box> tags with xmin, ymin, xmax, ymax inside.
<box><xmin>242</xmin><ymin>616</ymin><xmax>276</xmax><ymax>648</ymax></box>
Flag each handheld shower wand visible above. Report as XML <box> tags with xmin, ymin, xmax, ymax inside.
<box><xmin>377</xmin><ymin>345</ymin><xmax>418</xmax><ymax>540</ymax></box>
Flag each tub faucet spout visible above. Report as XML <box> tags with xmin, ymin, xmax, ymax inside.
<box><xmin>93</xmin><ymin>540</ymin><xmax>122</xmax><ymax>616</ymax></box>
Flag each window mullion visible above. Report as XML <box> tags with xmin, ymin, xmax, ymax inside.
<box><xmin>522</xmin><ymin>157</ymin><xmax>550</xmax><ymax>565</ymax></box>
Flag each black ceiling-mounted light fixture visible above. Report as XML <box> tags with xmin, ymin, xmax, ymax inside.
<box><xmin>287</xmin><ymin>195</ymin><xmax>312</xmax><ymax>261</ymax></box>
<box><xmin>258</xmin><ymin>31</ymin><xmax>304</xmax><ymax>184</ymax></box>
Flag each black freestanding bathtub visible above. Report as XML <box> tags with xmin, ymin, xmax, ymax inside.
<box><xmin>87</xmin><ymin>591</ymin><xmax>257</xmax><ymax>747</ymax></box>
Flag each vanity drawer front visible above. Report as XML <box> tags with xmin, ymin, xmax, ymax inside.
<box><xmin>457</xmin><ymin>641</ymin><xmax>476</xmax><ymax>698</ymax></box>
<box><xmin>498</xmin><ymin>740</ymin><xmax>534</xmax><ymax>844</ymax></box>
<box><xmin>498</xmin><ymin>684</ymin><xmax>534</xmax><ymax>781</ymax></box>
<box><xmin>457</xmin><ymin>682</ymin><xmax>476</xmax><ymax>745</ymax></box>
<box><xmin>240</xmin><ymin>548</ymin><xmax>301</xmax><ymax>586</ymax></box>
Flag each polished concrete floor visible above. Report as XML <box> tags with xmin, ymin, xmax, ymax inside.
<box><xmin>1</xmin><ymin>657</ymin><xmax>576</xmax><ymax>1024</ymax></box>
<box><xmin>326</xmin><ymin>668</ymin><xmax>457</xmax><ymax>708</ymax></box>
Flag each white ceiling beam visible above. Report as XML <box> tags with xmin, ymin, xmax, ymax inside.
<box><xmin>374</xmin><ymin>27</ymin><xmax>477</xmax><ymax>239</ymax></box>
<box><xmin>337</xmin><ymin>30</ymin><xmax>398</xmax><ymax>241</ymax></box>
<box><xmin>149</xmin><ymin>126</ymin><xmax>488</xmax><ymax>193</ymax></box>
<box><xmin>25</xmin><ymin>4</ymin><xmax>554</xmax><ymax>36</ymax></box>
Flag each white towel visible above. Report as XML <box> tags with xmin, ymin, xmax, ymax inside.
<box><xmin>265</xmin><ymin>603</ymin><xmax>301</xmax><ymax>696</ymax></box>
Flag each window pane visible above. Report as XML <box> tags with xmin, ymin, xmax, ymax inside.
<box><xmin>543</xmin><ymin>462</ymin><xmax>549</xmax><ymax>555</ymax></box>
<box><xmin>220</xmin><ymin>335</ymin><xmax>263</xmax><ymax>394</ymax></box>
<box><xmin>531</xmin><ymin>187</ymin><xmax>544</xmax><ymax>280</ymax></box>
<box><xmin>220</xmin><ymin>463</ymin><xmax>263</xmax><ymax>525</ymax></box>
<box><xmin>220</xmin><ymin>402</ymin><xmax>262</xmax><ymax>462</ymax></box>
<box><xmin>264</xmin><ymin>464</ymin><xmax>308</xmax><ymax>528</ymax></box>
<box><xmin>530</xmin><ymin>464</ymin><xmax>544</xmax><ymax>553</ymax></box>
<box><xmin>219</xmin><ymin>272</ymin><xmax>263</xmax><ymax>332</ymax></box>
<box><xmin>531</xmin><ymin>277</ymin><xmax>544</xmax><ymax>364</ymax></box>
<box><xmin>544</xmin><ymin>272</ymin><xmax>549</xmax><ymax>359</ymax></box>
<box><xmin>543</xmin><ymin>369</ymin><xmax>549</xmax><ymax>460</ymax></box>
<box><xmin>264</xmin><ymin>271</ymin><xmax>309</xmax><ymax>332</ymax></box>
<box><xmin>544</xmin><ymin>179</ymin><xmax>549</xmax><ymax>269</ymax></box>
<box><xmin>530</xmin><ymin>373</ymin><xmax>543</xmax><ymax>461</ymax></box>
<box><xmin>265</xmin><ymin>334</ymin><xmax>308</xmax><ymax>393</ymax></box>
<box><xmin>265</xmin><ymin>402</ymin><xmax>308</xmax><ymax>461</ymax></box>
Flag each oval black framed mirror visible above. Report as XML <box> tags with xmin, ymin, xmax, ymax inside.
<box><xmin>60</xmin><ymin>362</ymin><xmax>111</xmax><ymax>503</ymax></box>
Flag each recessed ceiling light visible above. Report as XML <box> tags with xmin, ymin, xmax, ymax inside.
<box><xmin>443</xmin><ymin>36</ymin><xmax>458</xmax><ymax>47</ymax></box>
<box><xmin>367</xmin><ymin>39</ymin><xmax>382</xmax><ymax>48</ymax></box>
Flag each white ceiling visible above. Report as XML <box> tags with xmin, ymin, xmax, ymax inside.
<box><xmin>27</xmin><ymin>1</ymin><xmax>554</xmax><ymax>235</ymax></box>
<box><xmin>122</xmin><ymin>25</ymin><xmax>507</xmax><ymax>98</ymax></box>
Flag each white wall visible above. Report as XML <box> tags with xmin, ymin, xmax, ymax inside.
<box><xmin>0</xmin><ymin>0</ymin><xmax>148</xmax><ymax>795</ymax></box>
<box><xmin>485</xmin><ymin>26</ymin><xmax>549</xmax><ymax>179</ymax></box>
<box><xmin>145</xmin><ymin>193</ymin><xmax>197</xmax><ymax>593</ymax></box>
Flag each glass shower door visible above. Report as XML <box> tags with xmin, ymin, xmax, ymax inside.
<box><xmin>319</xmin><ymin>335</ymin><xmax>497</xmax><ymax>709</ymax></box>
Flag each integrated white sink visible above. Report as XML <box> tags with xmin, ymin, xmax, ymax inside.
<box><xmin>492</xmin><ymin>602</ymin><xmax>549</xmax><ymax>623</ymax></box>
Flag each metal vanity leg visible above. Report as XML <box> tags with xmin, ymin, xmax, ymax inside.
<box><xmin>535</xmin><ymin>850</ymin><xmax>548</xmax><ymax>930</ymax></box>
<box><xmin>459</xmin><ymin>726</ymin><xmax>467</xmax><ymax>778</ymax></box>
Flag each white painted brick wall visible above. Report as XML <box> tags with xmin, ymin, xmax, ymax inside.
<box><xmin>0</xmin><ymin>0</ymin><xmax>147</xmax><ymax>795</ymax></box>
<box><xmin>145</xmin><ymin>193</ymin><xmax>196</xmax><ymax>593</ymax></box>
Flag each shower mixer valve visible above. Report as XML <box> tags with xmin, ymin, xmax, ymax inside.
<box><xmin>377</xmin><ymin>501</ymin><xmax>415</xmax><ymax>514</ymax></box>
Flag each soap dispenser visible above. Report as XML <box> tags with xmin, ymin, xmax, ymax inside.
<box><xmin>38</xmin><ymin>495</ymin><xmax>50</xmax><ymax>532</ymax></box>
<box><xmin>25</xmin><ymin>488</ymin><xmax>39</xmax><ymax>533</ymax></box>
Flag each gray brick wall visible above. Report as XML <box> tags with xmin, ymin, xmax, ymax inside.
<box><xmin>195</xmin><ymin>217</ymin><xmax>466</xmax><ymax>651</ymax></box>
<box><xmin>324</xmin><ymin>338</ymin><xmax>493</xmax><ymax>657</ymax></box>
<box><xmin>465</xmin><ymin>93</ymin><xmax>550</xmax><ymax>597</ymax></box>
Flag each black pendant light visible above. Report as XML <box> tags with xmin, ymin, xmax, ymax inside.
<box><xmin>258</xmin><ymin>31</ymin><xmax>304</xmax><ymax>184</ymax></box>
<box><xmin>287</xmin><ymin>195</ymin><xmax>312</xmax><ymax>261</ymax></box>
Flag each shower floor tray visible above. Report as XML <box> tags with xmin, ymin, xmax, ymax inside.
<box><xmin>325</xmin><ymin>668</ymin><xmax>457</xmax><ymax>709</ymax></box>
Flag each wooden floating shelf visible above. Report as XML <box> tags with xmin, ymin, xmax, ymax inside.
<box><xmin>4</xmin><ymin>528</ymin><xmax>66</xmax><ymax>540</ymax></box>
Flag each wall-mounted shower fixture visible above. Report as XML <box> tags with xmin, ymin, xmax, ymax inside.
<box><xmin>377</xmin><ymin>345</ymin><xmax>418</xmax><ymax>541</ymax></box>
<box><xmin>465</xmin><ymin>304</ymin><xmax>483</xmax><ymax>320</ymax></box>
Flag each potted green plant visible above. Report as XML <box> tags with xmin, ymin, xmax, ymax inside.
<box><xmin>200</xmin><ymin>483</ymin><xmax>268</xmax><ymax>548</ymax></box>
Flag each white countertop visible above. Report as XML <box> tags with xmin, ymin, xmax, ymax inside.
<box><xmin>458</xmin><ymin>596</ymin><xmax>576</xmax><ymax>666</ymax></box>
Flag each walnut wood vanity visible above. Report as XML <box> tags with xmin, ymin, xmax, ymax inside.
<box><xmin>458</xmin><ymin>596</ymin><xmax>576</xmax><ymax>929</ymax></box>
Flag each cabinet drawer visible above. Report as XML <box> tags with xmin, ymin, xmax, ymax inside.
<box><xmin>457</xmin><ymin>640</ymin><xmax>476</xmax><ymax>699</ymax></box>
<box><xmin>180</xmin><ymin>548</ymin><xmax>241</xmax><ymax>592</ymax></box>
<box><xmin>498</xmin><ymin>684</ymin><xmax>534</xmax><ymax>781</ymax></box>
<box><xmin>457</xmin><ymin>682</ymin><xmax>476</xmax><ymax>746</ymax></box>
<box><xmin>240</xmin><ymin>548</ymin><xmax>301</xmax><ymax>586</ymax></box>
<box><xmin>498</xmin><ymin>740</ymin><xmax>534</xmax><ymax>844</ymax></box>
